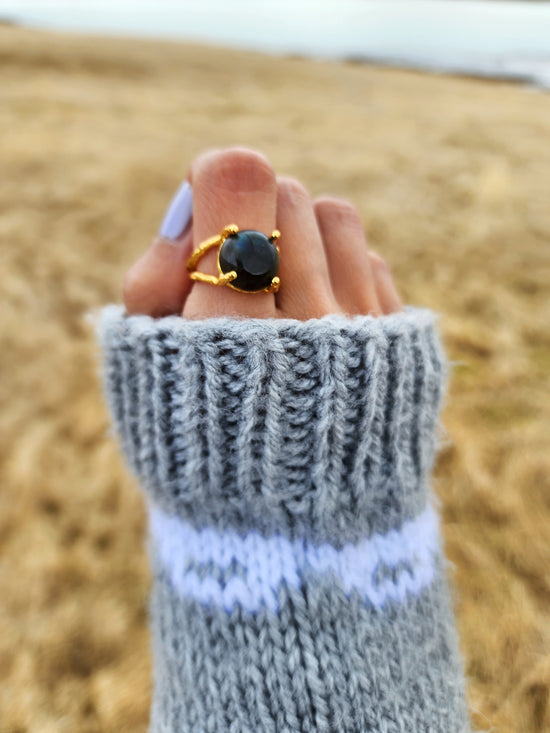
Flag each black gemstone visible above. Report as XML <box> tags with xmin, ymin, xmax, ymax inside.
<box><xmin>218</xmin><ymin>230</ymin><xmax>279</xmax><ymax>292</ymax></box>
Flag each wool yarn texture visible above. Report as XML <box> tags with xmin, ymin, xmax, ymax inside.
<box><xmin>97</xmin><ymin>305</ymin><xmax>471</xmax><ymax>733</ymax></box>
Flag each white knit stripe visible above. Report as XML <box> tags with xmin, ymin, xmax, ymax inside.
<box><xmin>149</xmin><ymin>502</ymin><xmax>440</xmax><ymax>614</ymax></box>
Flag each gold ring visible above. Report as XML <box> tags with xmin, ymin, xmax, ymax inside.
<box><xmin>186</xmin><ymin>224</ymin><xmax>281</xmax><ymax>294</ymax></box>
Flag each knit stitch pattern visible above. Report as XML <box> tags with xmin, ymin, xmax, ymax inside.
<box><xmin>97</xmin><ymin>305</ymin><xmax>471</xmax><ymax>732</ymax></box>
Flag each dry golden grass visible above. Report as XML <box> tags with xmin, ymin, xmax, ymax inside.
<box><xmin>0</xmin><ymin>26</ymin><xmax>549</xmax><ymax>733</ymax></box>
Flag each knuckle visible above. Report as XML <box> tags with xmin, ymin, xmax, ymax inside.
<box><xmin>122</xmin><ymin>265</ymin><xmax>144</xmax><ymax>311</ymax></box>
<box><xmin>122</xmin><ymin>265</ymin><xmax>139</xmax><ymax>299</ymax></box>
<box><xmin>195</xmin><ymin>147</ymin><xmax>275</xmax><ymax>193</ymax></box>
<box><xmin>369</xmin><ymin>251</ymin><xmax>391</xmax><ymax>274</ymax></box>
<box><xmin>314</xmin><ymin>197</ymin><xmax>362</xmax><ymax>230</ymax></box>
<box><xmin>277</xmin><ymin>177</ymin><xmax>311</xmax><ymax>207</ymax></box>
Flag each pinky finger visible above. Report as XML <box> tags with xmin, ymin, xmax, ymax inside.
<box><xmin>368</xmin><ymin>252</ymin><xmax>403</xmax><ymax>315</ymax></box>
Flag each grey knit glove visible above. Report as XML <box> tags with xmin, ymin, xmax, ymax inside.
<box><xmin>98</xmin><ymin>305</ymin><xmax>470</xmax><ymax>733</ymax></box>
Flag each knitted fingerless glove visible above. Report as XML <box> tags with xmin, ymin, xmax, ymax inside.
<box><xmin>98</xmin><ymin>305</ymin><xmax>471</xmax><ymax>733</ymax></box>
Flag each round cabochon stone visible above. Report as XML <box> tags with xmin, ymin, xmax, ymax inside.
<box><xmin>218</xmin><ymin>230</ymin><xmax>279</xmax><ymax>292</ymax></box>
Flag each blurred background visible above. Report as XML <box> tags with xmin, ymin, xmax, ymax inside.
<box><xmin>0</xmin><ymin>2</ymin><xmax>549</xmax><ymax>731</ymax></box>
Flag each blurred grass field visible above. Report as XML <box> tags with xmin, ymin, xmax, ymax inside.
<box><xmin>0</xmin><ymin>26</ymin><xmax>549</xmax><ymax>733</ymax></box>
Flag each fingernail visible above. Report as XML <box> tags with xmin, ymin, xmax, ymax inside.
<box><xmin>159</xmin><ymin>181</ymin><xmax>193</xmax><ymax>240</ymax></box>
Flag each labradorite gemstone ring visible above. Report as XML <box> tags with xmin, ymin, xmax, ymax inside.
<box><xmin>186</xmin><ymin>224</ymin><xmax>281</xmax><ymax>294</ymax></box>
<box><xmin>218</xmin><ymin>230</ymin><xmax>279</xmax><ymax>293</ymax></box>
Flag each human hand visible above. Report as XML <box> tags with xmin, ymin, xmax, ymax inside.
<box><xmin>122</xmin><ymin>147</ymin><xmax>402</xmax><ymax>320</ymax></box>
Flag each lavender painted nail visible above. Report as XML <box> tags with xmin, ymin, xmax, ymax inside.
<box><xmin>159</xmin><ymin>181</ymin><xmax>193</xmax><ymax>240</ymax></box>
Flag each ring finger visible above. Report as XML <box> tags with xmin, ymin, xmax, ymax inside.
<box><xmin>314</xmin><ymin>197</ymin><xmax>381</xmax><ymax>316</ymax></box>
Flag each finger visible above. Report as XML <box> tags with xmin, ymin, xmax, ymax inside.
<box><xmin>314</xmin><ymin>196</ymin><xmax>381</xmax><ymax>317</ymax></box>
<box><xmin>183</xmin><ymin>147</ymin><xmax>278</xmax><ymax>320</ymax></box>
<box><xmin>123</xmin><ymin>181</ymin><xmax>194</xmax><ymax>317</ymax></box>
<box><xmin>275</xmin><ymin>177</ymin><xmax>339</xmax><ymax>319</ymax></box>
<box><xmin>369</xmin><ymin>252</ymin><xmax>403</xmax><ymax>315</ymax></box>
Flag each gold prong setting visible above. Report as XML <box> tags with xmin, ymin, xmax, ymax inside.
<box><xmin>187</xmin><ymin>224</ymin><xmax>281</xmax><ymax>293</ymax></box>
<box><xmin>267</xmin><ymin>276</ymin><xmax>281</xmax><ymax>294</ymax></box>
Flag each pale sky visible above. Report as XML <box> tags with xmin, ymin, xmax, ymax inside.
<box><xmin>2</xmin><ymin>0</ymin><xmax>550</xmax><ymax>87</ymax></box>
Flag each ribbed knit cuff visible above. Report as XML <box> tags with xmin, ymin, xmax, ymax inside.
<box><xmin>97</xmin><ymin>305</ymin><xmax>470</xmax><ymax>733</ymax></box>
<box><xmin>98</xmin><ymin>305</ymin><xmax>447</xmax><ymax>547</ymax></box>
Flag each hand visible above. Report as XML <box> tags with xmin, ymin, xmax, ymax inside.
<box><xmin>122</xmin><ymin>147</ymin><xmax>402</xmax><ymax>320</ymax></box>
